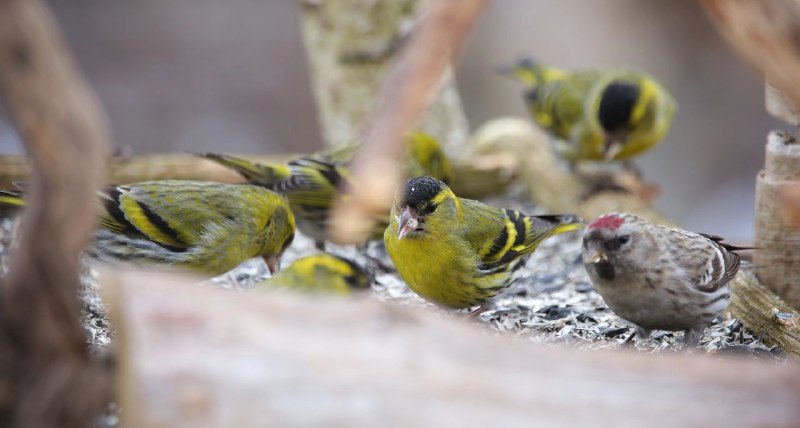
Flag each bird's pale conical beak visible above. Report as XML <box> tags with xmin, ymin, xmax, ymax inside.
<box><xmin>604</xmin><ymin>141</ymin><xmax>624</xmax><ymax>161</ymax></box>
<box><xmin>588</xmin><ymin>250</ymin><xmax>608</xmax><ymax>264</ymax></box>
<box><xmin>264</xmin><ymin>254</ymin><xmax>282</xmax><ymax>275</ymax></box>
<box><xmin>397</xmin><ymin>207</ymin><xmax>419</xmax><ymax>240</ymax></box>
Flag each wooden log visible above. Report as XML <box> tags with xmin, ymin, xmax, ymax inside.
<box><xmin>105</xmin><ymin>270</ymin><xmax>800</xmax><ymax>427</ymax></box>
<box><xmin>755</xmin><ymin>130</ymin><xmax>800</xmax><ymax>310</ymax></box>
<box><xmin>299</xmin><ymin>0</ymin><xmax>469</xmax><ymax>151</ymax></box>
<box><xmin>730</xmin><ymin>269</ymin><xmax>800</xmax><ymax>353</ymax></box>
<box><xmin>0</xmin><ymin>0</ymin><xmax>112</xmax><ymax>426</ymax></box>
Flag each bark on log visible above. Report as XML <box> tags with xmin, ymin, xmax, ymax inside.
<box><xmin>106</xmin><ymin>270</ymin><xmax>800</xmax><ymax>428</ymax></box>
<box><xmin>730</xmin><ymin>269</ymin><xmax>800</xmax><ymax>353</ymax></box>
<box><xmin>299</xmin><ymin>0</ymin><xmax>469</xmax><ymax>152</ymax></box>
<box><xmin>779</xmin><ymin>182</ymin><xmax>800</xmax><ymax>226</ymax></box>
<box><xmin>0</xmin><ymin>0</ymin><xmax>111</xmax><ymax>426</ymax></box>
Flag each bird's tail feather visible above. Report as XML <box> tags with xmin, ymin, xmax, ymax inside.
<box><xmin>199</xmin><ymin>153</ymin><xmax>291</xmax><ymax>187</ymax></box>
<box><xmin>536</xmin><ymin>214</ymin><xmax>585</xmax><ymax>235</ymax></box>
<box><xmin>0</xmin><ymin>190</ymin><xmax>26</xmax><ymax>208</ymax></box>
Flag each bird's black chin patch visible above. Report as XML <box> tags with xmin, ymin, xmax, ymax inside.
<box><xmin>593</xmin><ymin>261</ymin><xmax>616</xmax><ymax>281</ymax></box>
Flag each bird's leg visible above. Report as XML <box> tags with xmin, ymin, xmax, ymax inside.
<box><xmin>681</xmin><ymin>328</ymin><xmax>704</xmax><ymax>351</ymax></box>
<box><xmin>465</xmin><ymin>304</ymin><xmax>491</xmax><ymax>320</ymax></box>
<box><xmin>356</xmin><ymin>241</ymin><xmax>395</xmax><ymax>273</ymax></box>
<box><xmin>623</xmin><ymin>326</ymin><xmax>651</xmax><ymax>347</ymax></box>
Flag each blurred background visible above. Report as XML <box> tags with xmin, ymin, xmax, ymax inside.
<box><xmin>0</xmin><ymin>0</ymin><xmax>780</xmax><ymax>241</ymax></box>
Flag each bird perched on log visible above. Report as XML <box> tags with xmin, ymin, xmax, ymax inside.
<box><xmin>582</xmin><ymin>213</ymin><xmax>748</xmax><ymax>348</ymax></box>
<box><xmin>0</xmin><ymin>180</ymin><xmax>296</xmax><ymax>276</ymax></box>
<box><xmin>504</xmin><ymin>58</ymin><xmax>676</xmax><ymax>165</ymax></box>
<box><xmin>257</xmin><ymin>253</ymin><xmax>371</xmax><ymax>295</ymax></box>
<box><xmin>384</xmin><ymin>176</ymin><xmax>583</xmax><ymax>311</ymax></box>
<box><xmin>201</xmin><ymin>132</ymin><xmax>452</xmax><ymax>249</ymax></box>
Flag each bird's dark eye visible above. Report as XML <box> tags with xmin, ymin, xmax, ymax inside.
<box><xmin>420</xmin><ymin>203</ymin><xmax>438</xmax><ymax>215</ymax></box>
<box><xmin>281</xmin><ymin>232</ymin><xmax>295</xmax><ymax>251</ymax></box>
<box><xmin>617</xmin><ymin>235</ymin><xmax>630</xmax><ymax>245</ymax></box>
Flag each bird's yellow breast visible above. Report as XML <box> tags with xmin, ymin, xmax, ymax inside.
<box><xmin>385</xmin><ymin>233</ymin><xmax>503</xmax><ymax>309</ymax></box>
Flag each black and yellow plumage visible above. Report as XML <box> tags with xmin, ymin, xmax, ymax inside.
<box><xmin>506</xmin><ymin>58</ymin><xmax>676</xmax><ymax>163</ymax></box>
<box><xmin>201</xmin><ymin>132</ymin><xmax>452</xmax><ymax>248</ymax></box>
<box><xmin>258</xmin><ymin>253</ymin><xmax>371</xmax><ymax>295</ymax></box>
<box><xmin>384</xmin><ymin>176</ymin><xmax>584</xmax><ymax>309</ymax></box>
<box><xmin>0</xmin><ymin>180</ymin><xmax>296</xmax><ymax>276</ymax></box>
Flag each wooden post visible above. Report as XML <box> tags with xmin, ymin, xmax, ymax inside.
<box><xmin>755</xmin><ymin>129</ymin><xmax>800</xmax><ymax>309</ymax></box>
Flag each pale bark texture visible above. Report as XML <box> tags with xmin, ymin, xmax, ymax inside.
<box><xmin>299</xmin><ymin>0</ymin><xmax>469</xmax><ymax>151</ymax></box>
<box><xmin>730</xmin><ymin>269</ymin><xmax>800</xmax><ymax>354</ymax></box>
<box><xmin>0</xmin><ymin>0</ymin><xmax>112</xmax><ymax>426</ymax></box>
<box><xmin>755</xmin><ymin>131</ymin><xmax>800</xmax><ymax>309</ymax></box>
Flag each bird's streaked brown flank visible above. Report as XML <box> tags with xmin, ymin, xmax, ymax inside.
<box><xmin>582</xmin><ymin>213</ymin><xmax>748</xmax><ymax>347</ymax></box>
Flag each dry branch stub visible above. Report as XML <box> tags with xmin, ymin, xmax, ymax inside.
<box><xmin>766</xmin><ymin>81</ymin><xmax>800</xmax><ymax>126</ymax></box>
<box><xmin>755</xmin><ymin>130</ymin><xmax>800</xmax><ymax>310</ymax></box>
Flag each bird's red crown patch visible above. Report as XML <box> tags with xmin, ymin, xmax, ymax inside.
<box><xmin>588</xmin><ymin>214</ymin><xmax>624</xmax><ymax>230</ymax></box>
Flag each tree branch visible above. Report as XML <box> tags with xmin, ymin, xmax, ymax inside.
<box><xmin>0</xmin><ymin>0</ymin><xmax>112</xmax><ymax>425</ymax></box>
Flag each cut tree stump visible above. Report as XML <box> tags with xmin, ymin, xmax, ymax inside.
<box><xmin>106</xmin><ymin>269</ymin><xmax>800</xmax><ymax>428</ymax></box>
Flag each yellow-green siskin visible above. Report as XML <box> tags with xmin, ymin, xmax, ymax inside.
<box><xmin>384</xmin><ymin>176</ymin><xmax>584</xmax><ymax>309</ymax></box>
<box><xmin>257</xmin><ymin>253</ymin><xmax>371</xmax><ymax>295</ymax></box>
<box><xmin>201</xmin><ymin>132</ymin><xmax>452</xmax><ymax>248</ymax></box>
<box><xmin>0</xmin><ymin>180</ymin><xmax>296</xmax><ymax>276</ymax></box>
<box><xmin>505</xmin><ymin>58</ymin><xmax>676</xmax><ymax>163</ymax></box>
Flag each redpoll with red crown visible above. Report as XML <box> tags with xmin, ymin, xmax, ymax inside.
<box><xmin>582</xmin><ymin>213</ymin><xmax>748</xmax><ymax>348</ymax></box>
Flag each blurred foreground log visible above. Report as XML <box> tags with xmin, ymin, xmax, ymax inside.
<box><xmin>0</xmin><ymin>0</ymin><xmax>111</xmax><ymax>426</ymax></box>
<box><xmin>107</xmin><ymin>270</ymin><xmax>800</xmax><ymax>427</ymax></box>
